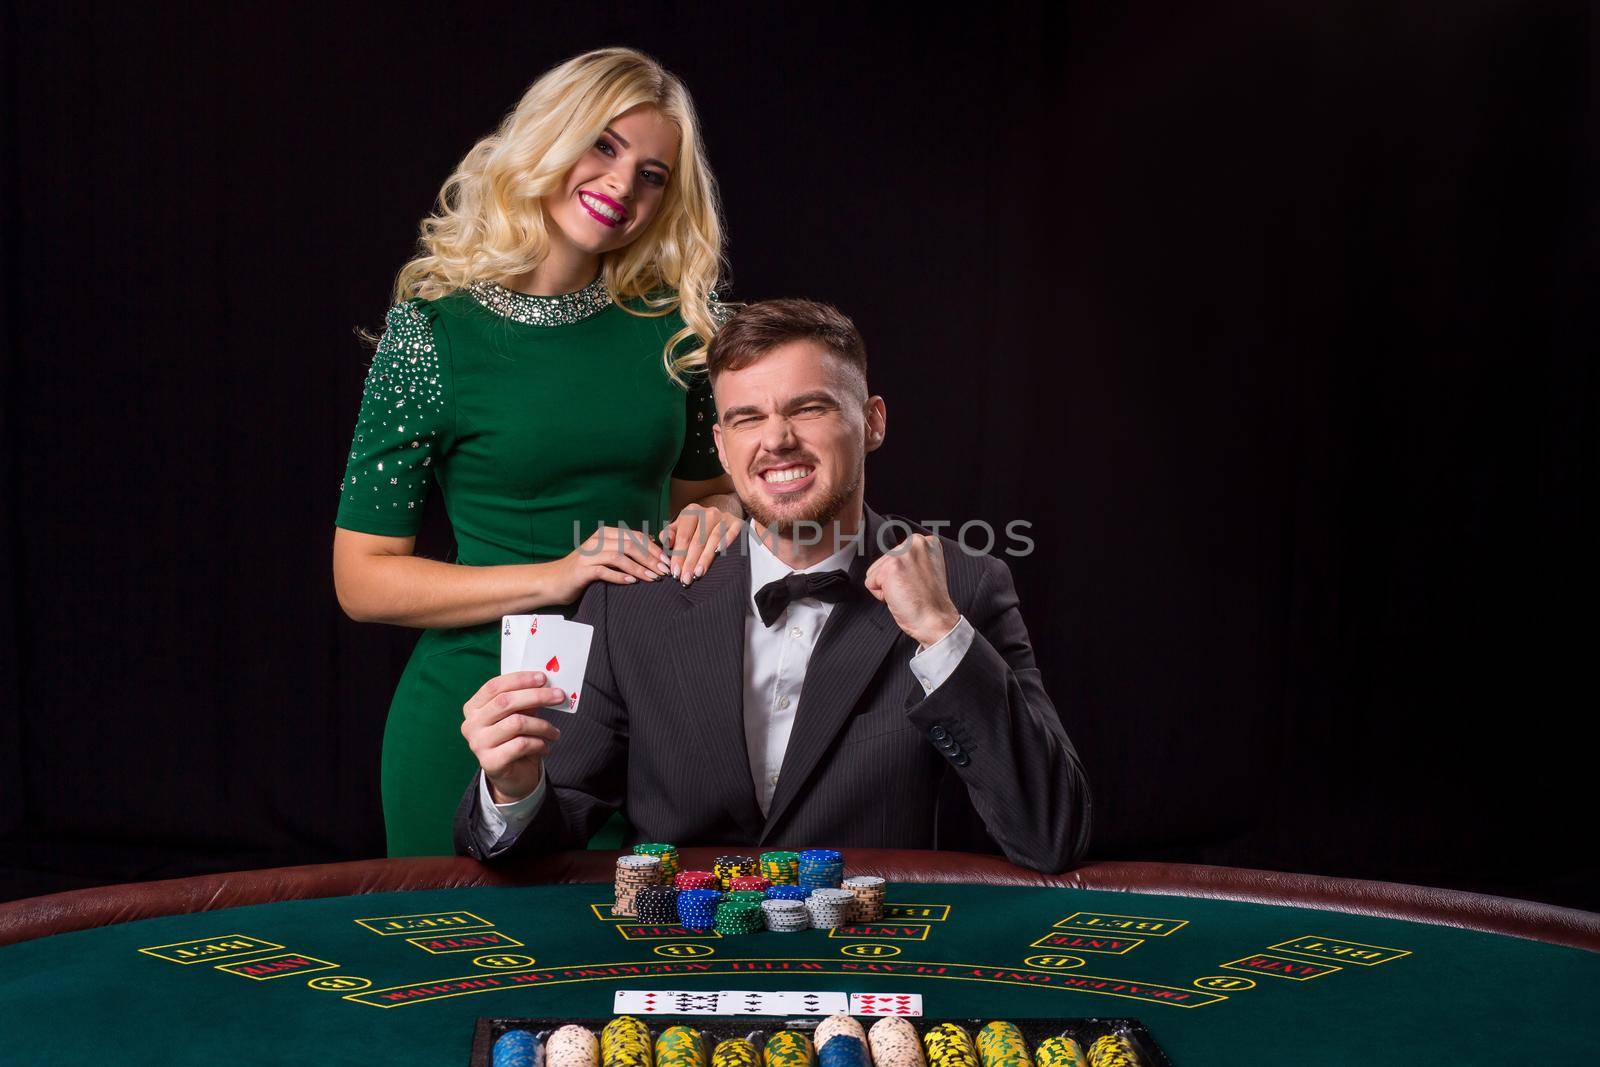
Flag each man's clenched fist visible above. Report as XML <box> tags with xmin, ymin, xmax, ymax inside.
<box><xmin>863</xmin><ymin>532</ymin><xmax>961</xmax><ymax>649</ymax></box>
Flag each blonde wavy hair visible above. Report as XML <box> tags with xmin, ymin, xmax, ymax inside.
<box><xmin>392</xmin><ymin>47</ymin><xmax>733</xmax><ymax>386</ymax></box>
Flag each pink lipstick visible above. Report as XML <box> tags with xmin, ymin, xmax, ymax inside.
<box><xmin>579</xmin><ymin>190</ymin><xmax>628</xmax><ymax>228</ymax></box>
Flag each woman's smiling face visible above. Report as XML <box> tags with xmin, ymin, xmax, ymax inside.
<box><xmin>542</xmin><ymin>103</ymin><xmax>681</xmax><ymax>257</ymax></box>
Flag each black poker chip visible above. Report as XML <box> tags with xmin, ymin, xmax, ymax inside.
<box><xmin>633</xmin><ymin>886</ymin><xmax>681</xmax><ymax>925</ymax></box>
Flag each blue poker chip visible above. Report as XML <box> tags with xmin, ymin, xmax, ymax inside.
<box><xmin>818</xmin><ymin>1035</ymin><xmax>869</xmax><ymax>1067</ymax></box>
<box><xmin>766</xmin><ymin>885</ymin><xmax>808</xmax><ymax>901</ymax></box>
<box><xmin>798</xmin><ymin>849</ymin><xmax>845</xmax><ymax>890</ymax></box>
<box><xmin>674</xmin><ymin>888</ymin><xmax>725</xmax><ymax>929</ymax></box>
<box><xmin>493</xmin><ymin>1028</ymin><xmax>540</xmax><ymax>1067</ymax></box>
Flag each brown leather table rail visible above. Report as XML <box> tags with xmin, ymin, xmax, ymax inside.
<box><xmin>2</xmin><ymin>849</ymin><xmax>1595</xmax><ymax>952</ymax></box>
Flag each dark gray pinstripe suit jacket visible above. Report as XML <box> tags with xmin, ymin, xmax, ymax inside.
<box><xmin>452</xmin><ymin>505</ymin><xmax>1091</xmax><ymax>873</ymax></box>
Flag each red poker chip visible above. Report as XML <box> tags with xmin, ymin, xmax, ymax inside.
<box><xmin>675</xmin><ymin>870</ymin><xmax>717</xmax><ymax>889</ymax></box>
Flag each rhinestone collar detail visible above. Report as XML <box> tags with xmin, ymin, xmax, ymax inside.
<box><xmin>465</xmin><ymin>275</ymin><xmax>613</xmax><ymax>326</ymax></box>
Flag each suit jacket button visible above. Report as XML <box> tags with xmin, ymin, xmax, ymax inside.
<box><xmin>953</xmin><ymin>752</ymin><xmax>971</xmax><ymax>767</ymax></box>
<box><xmin>930</xmin><ymin>725</ymin><xmax>950</xmax><ymax>741</ymax></box>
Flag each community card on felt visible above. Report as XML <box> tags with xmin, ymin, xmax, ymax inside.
<box><xmin>849</xmin><ymin>992</ymin><xmax>923</xmax><ymax>1016</ymax></box>
<box><xmin>714</xmin><ymin>990</ymin><xmax>847</xmax><ymax>1015</ymax></box>
<box><xmin>613</xmin><ymin>989</ymin><xmax>721</xmax><ymax>1015</ymax></box>
<box><xmin>513</xmin><ymin>616</ymin><xmax>593</xmax><ymax>713</ymax></box>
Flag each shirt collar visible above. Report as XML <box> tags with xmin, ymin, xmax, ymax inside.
<box><xmin>745</xmin><ymin>522</ymin><xmax>863</xmax><ymax>617</ymax></box>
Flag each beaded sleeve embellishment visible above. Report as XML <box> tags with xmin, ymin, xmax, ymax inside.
<box><xmin>341</xmin><ymin>302</ymin><xmax>445</xmax><ymax>514</ymax></box>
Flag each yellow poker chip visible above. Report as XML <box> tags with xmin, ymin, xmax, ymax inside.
<box><xmin>602</xmin><ymin>1016</ymin><xmax>654</xmax><ymax>1067</ymax></box>
<box><xmin>763</xmin><ymin>1030</ymin><xmax>815</xmax><ymax>1067</ymax></box>
<box><xmin>1084</xmin><ymin>1034</ymin><xmax>1140</xmax><ymax>1067</ymax></box>
<box><xmin>922</xmin><ymin>1023</ymin><xmax>979</xmax><ymax>1067</ymax></box>
<box><xmin>712</xmin><ymin>1038</ymin><xmax>760</xmax><ymax>1067</ymax></box>
<box><xmin>975</xmin><ymin>1022</ymin><xmax>1031</xmax><ymax>1067</ymax></box>
<box><xmin>656</xmin><ymin>1027</ymin><xmax>707</xmax><ymax>1067</ymax></box>
<box><xmin>1034</xmin><ymin>1037</ymin><xmax>1088</xmax><ymax>1067</ymax></box>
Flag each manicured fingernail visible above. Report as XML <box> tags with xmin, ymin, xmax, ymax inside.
<box><xmin>694</xmin><ymin>567</ymin><xmax>704</xmax><ymax>578</ymax></box>
<box><xmin>552</xmin><ymin>689</ymin><xmax>565</xmax><ymax>701</ymax></box>
<box><xmin>626</xmin><ymin>576</ymin><xmax>638</xmax><ymax>583</ymax></box>
<box><xmin>658</xmin><ymin>562</ymin><xmax>670</xmax><ymax>574</ymax></box>
<box><xmin>671</xmin><ymin>564</ymin><xmax>680</xmax><ymax>577</ymax></box>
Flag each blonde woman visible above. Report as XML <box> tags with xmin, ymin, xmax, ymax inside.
<box><xmin>333</xmin><ymin>48</ymin><xmax>743</xmax><ymax>857</ymax></box>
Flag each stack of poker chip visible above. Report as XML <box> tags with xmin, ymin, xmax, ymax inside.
<box><xmin>764</xmin><ymin>1030</ymin><xmax>815</xmax><ymax>1067</ymax></box>
<box><xmin>922</xmin><ymin>1024</ymin><xmax>979</xmax><ymax>1067</ymax></box>
<box><xmin>730</xmin><ymin>875</ymin><xmax>772</xmax><ymax>892</ymax></box>
<box><xmin>547</xmin><ymin>1025</ymin><xmax>600</xmax><ymax>1067</ymax></box>
<box><xmin>711</xmin><ymin>1039</ymin><xmax>758</xmax><ymax>1067</ymax></box>
<box><xmin>633</xmin><ymin>842</ymin><xmax>681</xmax><ymax>885</ymax></box>
<box><xmin>713</xmin><ymin>898</ymin><xmax>766</xmax><ymax>934</ymax></box>
<box><xmin>765</xmin><ymin>885</ymin><xmax>808</xmax><ymax>902</ymax></box>
<box><xmin>675</xmin><ymin>870</ymin><xmax>718</xmax><ymax>891</ymax></box>
<box><xmin>676</xmin><ymin>888</ymin><xmax>724</xmax><ymax>930</ymax></box>
<box><xmin>493</xmin><ymin>1029</ymin><xmax>540</xmax><ymax>1067</ymax></box>
<box><xmin>760</xmin><ymin>850</ymin><xmax>800</xmax><ymax>884</ymax></box>
<box><xmin>760</xmin><ymin>898</ymin><xmax>810</xmax><ymax>932</ymax></box>
<box><xmin>713</xmin><ymin>854</ymin><xmax>759</xmax><ymax>890</ymax></box>
<box><xmin>975</xmin><ymin>1022</ymin><xmax>1032</xmax><ymax>1067</ymax></box>
<box><xmin>726</xmin><ymin>890</ymin><xmax>768</xmax><ymax>906</ymax></box>
<box><xmin>1034</xmin><ymin>1037</ymin><xmax>1088</xmax><ymax>1067</ymax></box>
<box><xmin>818</xmin><ymin>1037</ymin><xmax>868</xmax><ymax>1067</ymax></box>
<box><xmin>868</xmin><ymin>1018</ymin><xmax>927</xmax><ymax>1067</ymax></box>
<box><xmin>1084</xmin><ymin>1035</ymin><xmax>1139</xmax><ymax>1067</ymax></box>
<box><xmin>804</xmin><ymin>887</ymin><xmax>854</xmax><ymax>929</ymax></box>
<box><xmin>601</xmin><ymin>1016</ymin><xmax>654</xmax><ymax>1067</ymax></box>
<box><xmin>656</xmin><ymin>1027</ymin><xmax>707</xmax><ymax>1067</ymax></box>
<box><xmin>612</xmin><ymin>853</ymin><xmax>663</xmax><ymax>917</ymax></box>
<box><xmin>798</xmin><ymin>849</ymin><xmax>844</xmax><ymax>890</ymax></box>
<box><xmin>841</xmin><ymin>875</ymin><xmax>886</xmax><ymax>921</ymax></box>
<box><xmin>633</xmin><ymin>884</ymin><xmax>681</xmax><ymax>925</ymax></box>
<box><xmin>816</xmin><ymin>1017</ymin><xmax>868</xmax><ymax>1057</ymax></box>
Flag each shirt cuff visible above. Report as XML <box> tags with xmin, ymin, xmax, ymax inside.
<box><xmin>908</xmin><ymin>615</ymin><xmax>975</xmax><ymax>695</ymax></box>
<box><xmin>475</xmin><ymin>768</ymin><xmax>547</xmax><ymax>850</ymax></box>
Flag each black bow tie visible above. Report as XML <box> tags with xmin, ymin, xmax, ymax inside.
<box><xmin>753</xmin><ymin>569</ymin><xmax>854</xmax><ymax>627</ymax></box>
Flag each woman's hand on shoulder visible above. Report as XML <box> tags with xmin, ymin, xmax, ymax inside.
<box><xmin>546</xmin><ymin>524</ymin><xmax>673</xmax><ymax>604</ymax></box>
<box><xmin>661</xmin><ymin>503</ymin><xmax>743</xmax><ymax>585</ymax></box>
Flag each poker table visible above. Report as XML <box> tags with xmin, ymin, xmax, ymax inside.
<box><xmin>1</xmin><ymin>849</ymin><xmax>1595</xmax><ymax>1065</ymax></box>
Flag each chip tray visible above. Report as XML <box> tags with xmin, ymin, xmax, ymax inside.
<box><xmin>468</xmin><ymin>1017</ymin><xmax>1174</xmax><ymax>1067</ymax></box>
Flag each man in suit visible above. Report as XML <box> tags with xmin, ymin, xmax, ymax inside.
<box><xmin>453</xmin><ymin>298</ymin><xmax>1091</xmax><ymax>873</ymax></box>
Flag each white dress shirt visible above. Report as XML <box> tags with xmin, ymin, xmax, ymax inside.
<box><xmin>475</xmin><ymin>524</ymin><xmax>975</xmax><ymax>852</ymax></box>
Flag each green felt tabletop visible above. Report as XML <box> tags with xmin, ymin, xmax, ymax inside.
<box><xmin>0</xmin><ymin>882</ymin><xmax>1593</xmax><ymax>1065</ymax></box>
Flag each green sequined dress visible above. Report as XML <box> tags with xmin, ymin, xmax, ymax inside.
<box><xmin>336</xmin><ymin>277</ymin><xmax>726</xmax><ymax>857</ymax></box>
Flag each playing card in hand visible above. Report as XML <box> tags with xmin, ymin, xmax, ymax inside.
<box><xmin>513</xmin><ymin>616</ymin><xmax>593</xmax><ymax>713</ymax></box>
<box><xmin>499</xmin><ymin>614</ymin><xmax>565</xmax><ymax>674</ymax></box>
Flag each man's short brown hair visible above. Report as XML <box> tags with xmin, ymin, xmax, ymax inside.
<box><xmin>704</xmin><ymin>298</ymin><xmax>868</xmax><ymax>395</ymax></box>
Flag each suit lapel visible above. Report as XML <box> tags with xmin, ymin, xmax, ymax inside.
<box><xmin>757</xmin><ymin>506</ymin><xmax>907</xmax><ymax>842</ymax></box>
<box><xmin>670</xmin><ymin>530</ymin><xmax>766</xmax><ymax>838</ymax></box>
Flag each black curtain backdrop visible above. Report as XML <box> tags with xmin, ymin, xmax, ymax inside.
<box><xmin>2</xmin><ymin>2</ymin><xmax>1594</xmax><ymax>907</ymax></box>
